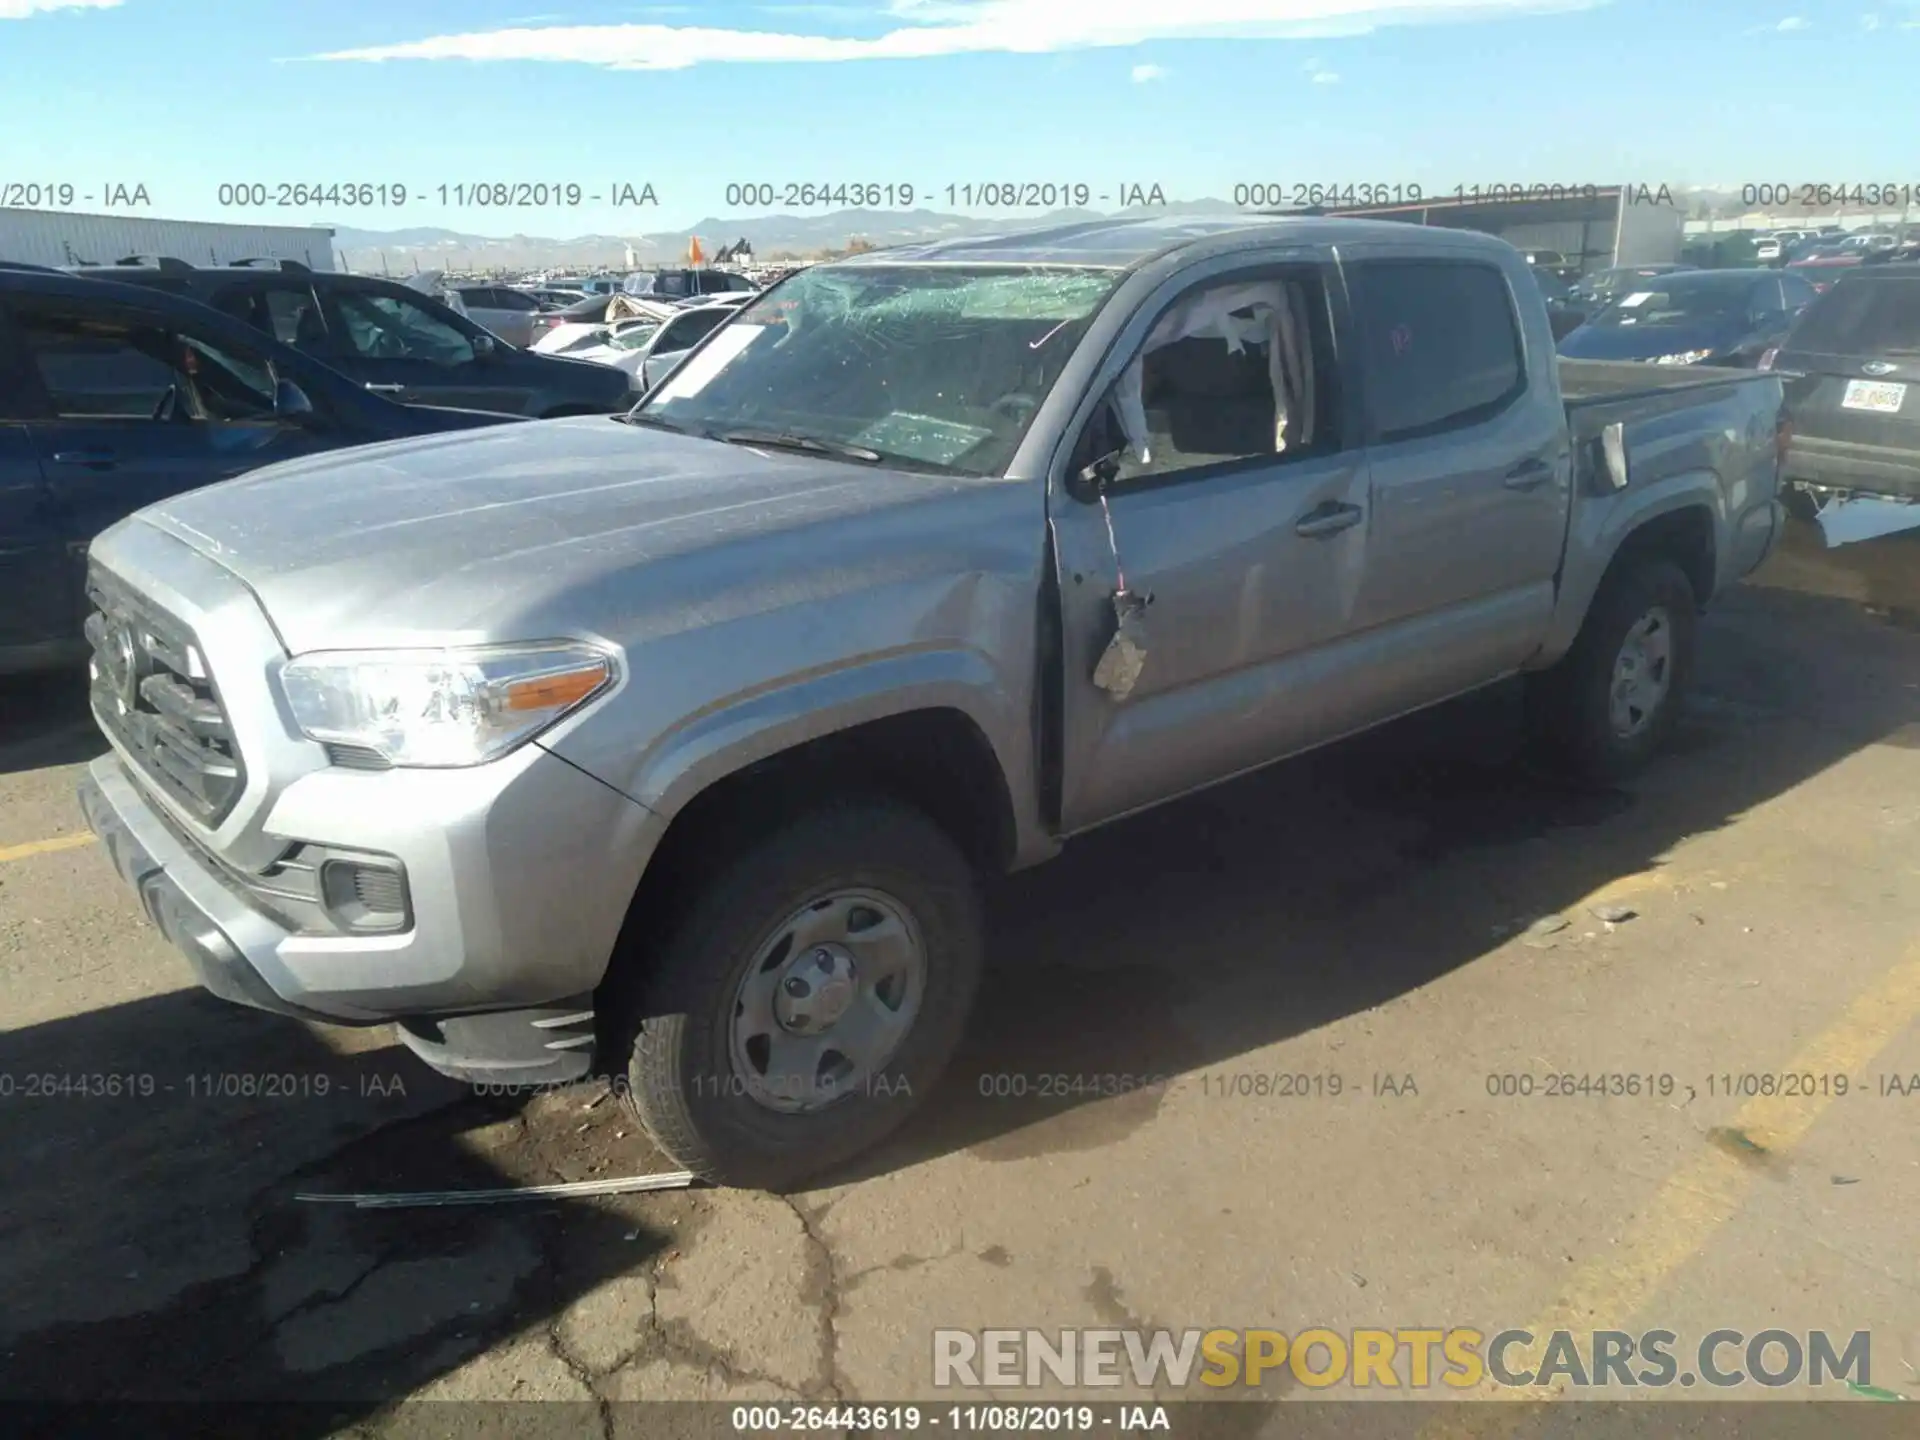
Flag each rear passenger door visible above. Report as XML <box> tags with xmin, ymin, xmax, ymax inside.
<box><xmin>312</xmin><ymin>285</ymin><xmax>530</xmax><ymax>413</ymax></box>
<box><xmin>1339</xmin><ymin>252</ymin><xmax>1568</xmax><ymax>709</ymax></box>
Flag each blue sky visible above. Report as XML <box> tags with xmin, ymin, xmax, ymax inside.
<box><xmin>2</xmin><ymin>0</ymin><xmax>1917</xmax><ymax>235</ymax></box>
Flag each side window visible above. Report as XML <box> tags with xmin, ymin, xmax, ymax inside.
<box><xmin>175</xmin><ymin>331</ymin><xmax>277</xmax><ymax>421</ymax></box>
<box><xmin>659</xmin><ymin>309</ymin><xmax>729</xmax><ymax>352</ymax></box>
<box><xmin>15</xmin><ymin>301</ymin><xmax>185</xmax><ymax>419</ymax></box>
<box><xmin>1347</xmin><ymin>259</ymin><xmax>1525</xmax><ymax>444</ymax></box>
<box><xmin>496</xmin><ymin>289</ymin><xmax>540</xmax><ymax>312</ymax></box>
<box><xmin>262</xmin><ymin>286</ymin><xmax>326</xmax><ymax>346</ymax></box>
<box><xmin>328</xmin><ymin>291</ymin><xmax>475</xmax><ymax>366</ymax></box>
<box><xmin>13</xmin><ymin>301</ymin><xmax>277</xmax><ymax>423</ymax></box>
<box><xmin>1092</xmin><ymin>270</ymin><xmax>1341</xmax><ymax>485</ymax></box>
<box><xmin>655</xmin><ymin>272</ymin><xmax>691</xmax><ymax>298</ymax></box>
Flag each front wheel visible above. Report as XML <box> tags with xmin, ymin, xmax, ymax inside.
<box><xmin>616</xmin><ymin>800</ymin><xmax>983</xmax><ymax>1190</ymax></box>
<box><xmin>1526</xmin><ymin>557</ymin><xmax>1697</xmax><ymax>785</ymax></box>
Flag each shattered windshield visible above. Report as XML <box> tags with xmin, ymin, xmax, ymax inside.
<box><xmin>633</xmin><ymin>263</ymin><xmax>1121</xmax><ymax>475</ymax></box>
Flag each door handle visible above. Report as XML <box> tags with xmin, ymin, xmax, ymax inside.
<box><xmin>52</xmin><ymin>448</ymin><xmax>117</xmax><ymax>469</ymax></box>
<box><xmin>1503</xmin><ymin>456</ymin><xmax>1553</xmax><ymax>490</ymax></box>
<box><xmin>1294</xmin><ymin>501</ymin><xmax>1364</xmax><ymax>538</ymax></box>
<box><xmin>364</xmin><ymin>383</ymin><xmax>407</xmax><ymax>394</ymax></box>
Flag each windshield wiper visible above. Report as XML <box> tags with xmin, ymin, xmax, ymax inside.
<box><xmin>718</xmin><ymin>429</ymin><xmax>883</xmax><ymax>463</ymax></box>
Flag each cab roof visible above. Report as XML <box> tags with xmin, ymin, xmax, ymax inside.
<box><xmin>829</xmin><ymin>213</ymin><xmax>1520</xmax><ymax>270</ymax></box>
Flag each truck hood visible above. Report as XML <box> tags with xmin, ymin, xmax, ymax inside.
<box><xmin>131</xmin><ymin>415</ymin><xmax>990</xmax><ymax>653</ymax></box>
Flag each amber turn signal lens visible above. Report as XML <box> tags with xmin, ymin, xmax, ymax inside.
<box><xmin>504</xmin><ymin>664</ymin><xmax>609</xmax><ymax>712</ymax></box>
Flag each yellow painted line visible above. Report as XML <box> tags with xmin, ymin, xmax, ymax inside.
<box><xmin>0</xmin><ymin>832</ymin><xmax>96</xmax><ymax>865</ymax></box>
<box><xmin>1424</xmin><ymin>940</ymin><xmax>1920</xmax><ymax>1436</ymax></box>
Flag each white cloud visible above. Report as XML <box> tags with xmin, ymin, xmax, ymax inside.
<box><xmin>310</xmin><ymin>0</ymin><xmax>1609</xmax><ymax>70</ymax></box>
<box><xmin>1775</xmin><ymin>14</ymin><xmax>1809</xmax><ymax>27</ymax></box>
<box><xmin>1303</xmin><ymin>54</ymin><xmax>1340</xmax><ymax>80</ymax></box>
<box><xmin>0</xmin><ymin>0</ymin><xmax>120</xmax><ymax>16</ymax></box>
<box><xmin>1130</xmin><ymin>61</ymin><xmax>1166</xmax><ymax>81</ymax></box>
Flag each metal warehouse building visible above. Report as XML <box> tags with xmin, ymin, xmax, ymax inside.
<box><xmin>1308</xmin><ymin>187</ymin><xmax>1686</xmax><ymax>274</ymax></box>
<box><xmin>0</xmin><ymin>208</ymin><xmax>336</xmax><ymax>271</ymax></box>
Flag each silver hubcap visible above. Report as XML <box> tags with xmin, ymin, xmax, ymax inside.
<box><xmin>729</xmin><ymin>889</ymin><xmax>925</xmax><ymax>1115</ymax></box>
<box><xmin>1610</xmin><ymin>605</ymin><xmax>1673</xmax><ymax>739</ymax></box>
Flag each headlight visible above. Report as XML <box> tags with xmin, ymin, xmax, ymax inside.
<box><xmin>280</xmin><ymin>643</ymin><xmax>614</xmax><ymax>767</ymax></box>
<box><xmin>1652</xmin><ymin>349</ymin><xmax>1714</xmax><ymax>365</ymax></box>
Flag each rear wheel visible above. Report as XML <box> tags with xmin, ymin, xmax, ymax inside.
<box><xmin>1527</xmin><ymin>557</ymin><xmax>1697</xmax><ymax>785</ymax></box>
<box><xmin>616</xmin><ymin>799</ymin><xmax>983</xmax><ymax>1190</ymax></box>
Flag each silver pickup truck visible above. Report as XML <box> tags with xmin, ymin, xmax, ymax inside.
<box><xmin>76</xmin><ymin>217</ymin><xmax>1787</xmax><ymax>1189</ymax></box>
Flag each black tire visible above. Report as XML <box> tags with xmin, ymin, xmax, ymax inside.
<box><xmin>1525</xmin><ymin>557</ymin><xmax>1697</xmax><ymax>785</ymax></box>
<box><xmin>617</xmin><ymin>799</ymin><xmax>983</xmax><ymax>1190</ymax></box>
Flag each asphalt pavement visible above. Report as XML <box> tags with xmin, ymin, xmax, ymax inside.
<box><xmin>2</xmin><ymin>516</ymin><xmax>1917</xmax><ymax>1437</ymax></box>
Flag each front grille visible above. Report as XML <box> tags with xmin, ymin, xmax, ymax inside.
<box><xmin>85</xmin><ymin>569</ymin><xmax>245</xmax><ymax>826</ymax></box>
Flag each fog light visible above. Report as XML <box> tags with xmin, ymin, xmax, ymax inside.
<box><xmin>319</xmin><ymin>858</ymin><xmax>412</xmax><ymax>934</ymax></box>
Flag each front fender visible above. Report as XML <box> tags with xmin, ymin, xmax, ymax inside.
<box><xmin>614</xmin><ymin>645</ymin><xmax>1048</xmax><ymax>856</ymax></box>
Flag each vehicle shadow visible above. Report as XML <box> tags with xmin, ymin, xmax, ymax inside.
<box><xmin>0</xmin><ymin>667</ymin><xmax>105</xmax><ymax>778</ymax></box>
<box><xmin>830</xmin><ymin>519</ymin><xmax>1920</xmax><ymax>1182</ymax></box>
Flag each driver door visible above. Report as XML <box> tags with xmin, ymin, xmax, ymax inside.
<box><xmin>1051</xmin><ymin>252</ymin><xmax>1379</xmax><ymax>831</ymax></box>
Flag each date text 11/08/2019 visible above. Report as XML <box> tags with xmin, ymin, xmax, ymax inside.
<box><xmin>211</xmin><ymin>182</ymin><xmax>659</xmax><ymax>210</ymax></box>
<box><xmin>729</xmin><ymin>1404</ymin><xmax>1170</xmax><ymax>1432</ymax></box>
<box><xmin>721</xmin><ymin>183</ymin><xmax>1168</xmax><ymax>211</ymax></box>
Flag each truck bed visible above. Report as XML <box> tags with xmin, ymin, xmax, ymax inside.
<box><xmin>1558</xmin><ymin>357</ymin><xmax>1770</xmax><ymax>407</ymax></box>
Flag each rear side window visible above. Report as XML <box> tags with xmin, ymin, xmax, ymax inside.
<box><xmin>1787</xmin><ymin>276</ymin><xmax>1920</xmax><ymax>356</ymax></box>
<box><xmin>1347</xmin><ymin>259</ymin><xmax>1526</xmax><ymax>443</ymax></box>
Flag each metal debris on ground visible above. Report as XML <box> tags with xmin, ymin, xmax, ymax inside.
<box><xmin>1590</xmin><ymin>903</ymin><xmax>1637</xmax><ymax>923</ymax></box>
<box><xmin>294</xmin><ymin>1171</ymin><xmax>697</xmax><ymax>1209</ymax></box>
<box><xmin>1527</xmin><ymin>915</ymin><xmax>1571</xmax><ymax>936</ymax></box>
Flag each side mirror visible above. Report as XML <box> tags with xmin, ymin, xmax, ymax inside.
<box><xmin>272</xmin><ymin>377</ymin><xmax>321</xmax><ymax>426</ymax></box>
<box><xmin>473</xmin><ymin>333</ymin><xmax>497</xmax><ymax>360</ymax></box>
<box><xmin>1068</xmin><ymin>448</ymin><xmax>1123</xmax><ymax>504</ymax></box>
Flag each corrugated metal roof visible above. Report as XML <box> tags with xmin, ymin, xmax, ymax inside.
<box><xmin>0</xmin><ymin>208</ymin><xmax>337</xmax><ymax>271</ymax></box>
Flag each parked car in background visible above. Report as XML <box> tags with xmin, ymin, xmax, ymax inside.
<box><xmin>81</xmin><ymin>259</ymin><xmax>639</xmax><ymax>417</ymax></box>
<box><xmin>550</xmin><ymin>317</ymin><xmax>667</xmax><ymax>379</ymax></box>
<box><xmin>0</xmin><ymin>266</ymin><xmax>514</xmax><ymax>673</ymax></box>
<box><xmin>1787</xmin><ymin>240</ymin><xmax>1866</xmax><ymax>292</ymax></box>
<box><xmin>631</xmin><ymin>295</ymin><xmax>756</xmax><ymax>391</ymax></box>
<box><xmin>452</xmin><ymin>285</ymin><xmax>545</xmax><ymax>347</ymax></box>
<box><xmin>1531</xmin><ymin>269</ymin><xmax>1587</xmax><ymax>340</ymax></box>
<box><xmin>1767</xmin><ymin>264</ymin><xmax>1920</xmax><ymax>510</ymax></box>
<box><xmin>1557</xmin><ymin>268</ymin><xmax>1817</xmax><ymax>367</ymax></box>
<box><xmin>74</xmin><ymin>216</ymin><xmax>1786</xmax><ymax>1189</ymax></box>
<box><xmin>1567</xmin><ymin>263</ymin><xmax>1682</xmax><ymax>310</ymax></box>
<box><xmin>625</xmin><ymin>268</ymin><xmax>758</xmax><ymax>300</ymax></box>
<box><xmin>531</xmin><ymin>297</ymin><xmax>679</xmax><ymax>353</ymax></box>
<box><xmin>1520</xmin><ymin>249</ymin><xmax>1579</xmax><ymax>282</ymax></box>
<box><xmin>520</xmin><ymin>287</ymin><xmax>593</xmax><ymax>309</ymax></box>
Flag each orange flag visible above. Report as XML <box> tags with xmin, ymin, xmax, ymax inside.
<box><xmin>689</xmin><ymin>235</ymin><xmax>705</xmax><ymax>265</ymax></box>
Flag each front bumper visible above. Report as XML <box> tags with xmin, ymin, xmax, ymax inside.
<box><xmin>79</xmin><ymin>742</ymin><xmax>661</xmax><ymax>1084</ymax></box>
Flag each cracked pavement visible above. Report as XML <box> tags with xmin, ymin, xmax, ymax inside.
<box><xmin>2</xmin><ymin>518</ymin><xmax>1919</xmax><ymax>1432</ymax></box>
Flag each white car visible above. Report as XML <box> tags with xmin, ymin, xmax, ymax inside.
<box><xmin>560</xmin><ymin>318</ymin><xmax>669</xmax><ymax>378</ymax></box>
<box><xmin>632</xmin><ymin>297</ymin><xmax>759</xmax><ymax>391</ymax></box>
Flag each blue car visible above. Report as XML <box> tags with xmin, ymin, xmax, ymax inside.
<box><xmin>1557</xmin><ymin>268</ymin><xmax>1819</xmax><ymax>369</ymax></box>
<box><xmin>0</xmin><ymin>265</ymin><xmax>516</xmax><ymax>673</ymax></box>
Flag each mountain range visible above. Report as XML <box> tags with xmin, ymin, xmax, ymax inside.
<box><xmin>329</xmin><ymin>201</ymin><xmax>1244</xmax><ymax>271</ymax></box>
